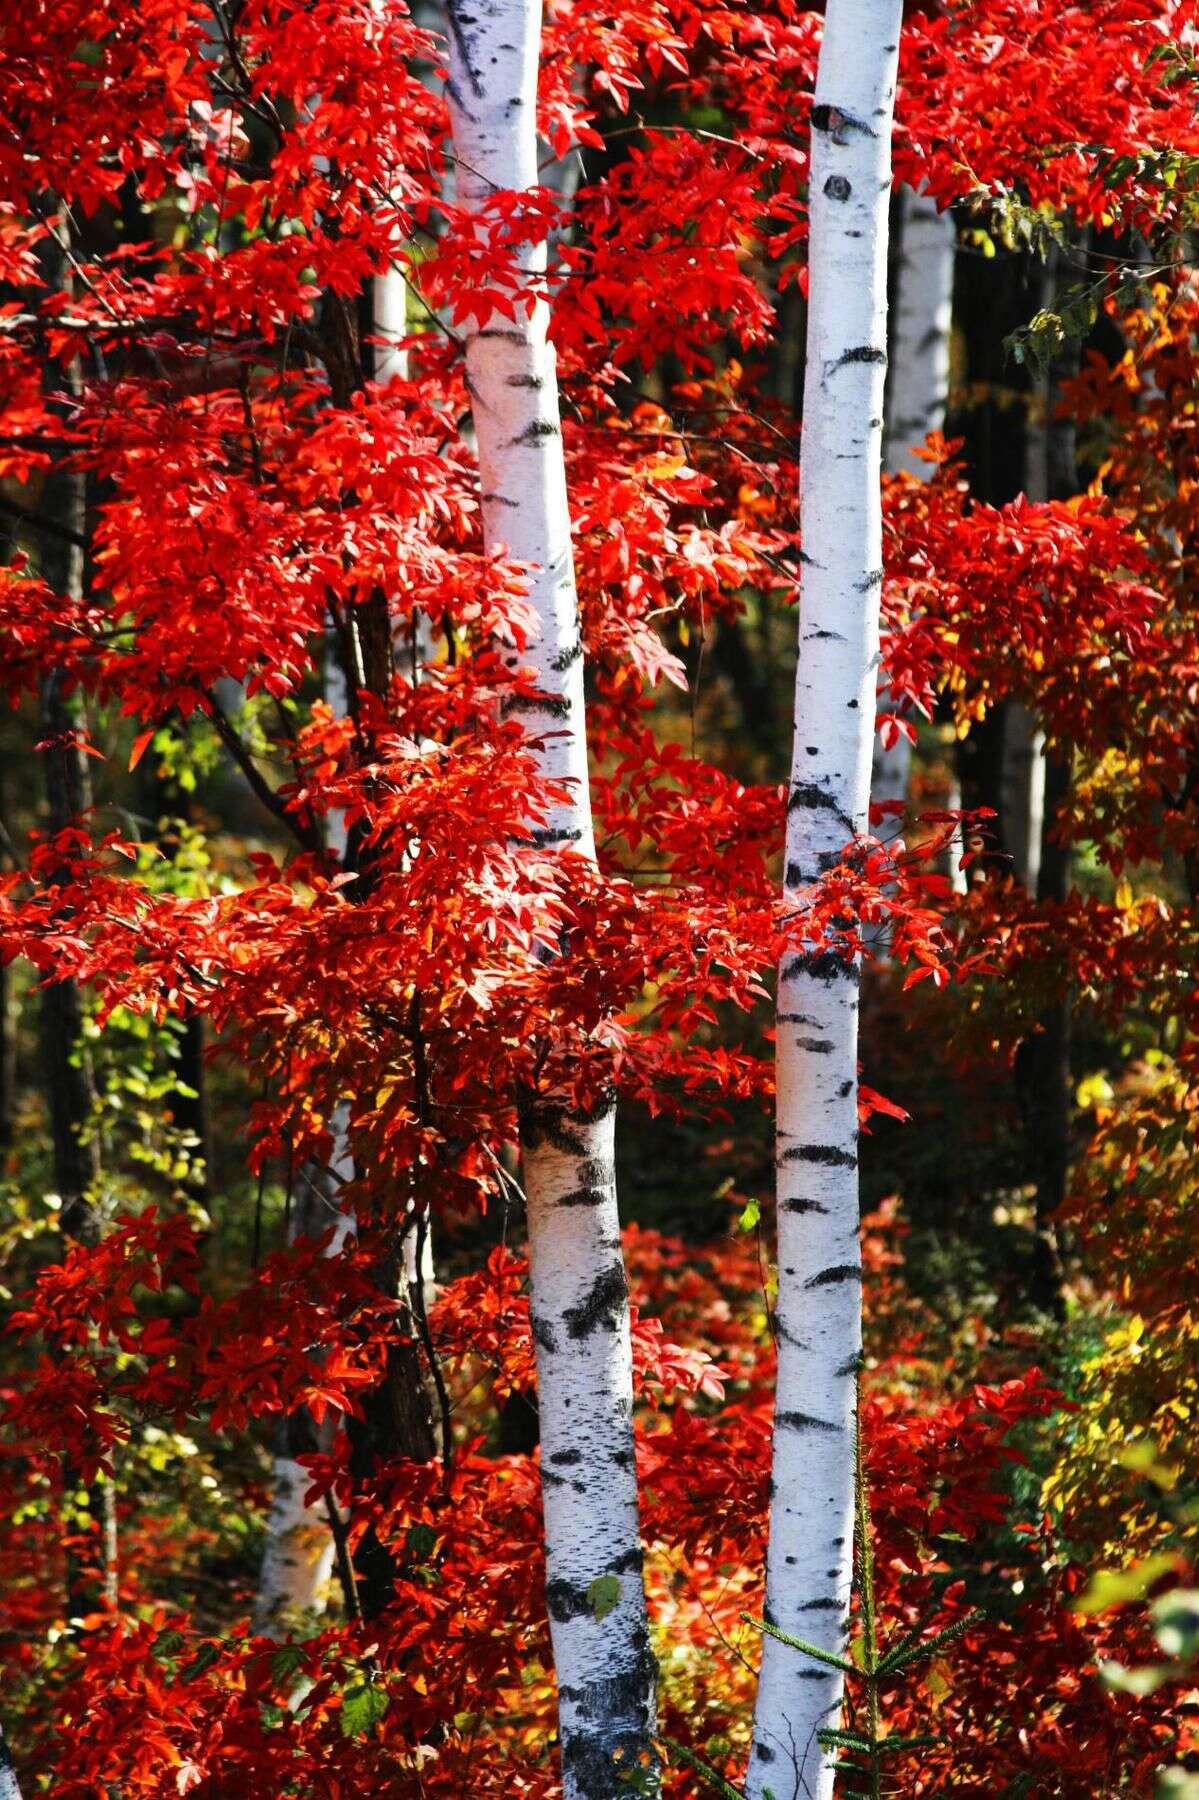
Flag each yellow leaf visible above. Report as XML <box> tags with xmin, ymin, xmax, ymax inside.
<box><xmin>1073</xmin><ymin>1551</ymin><xmax>1179</xmax><ymax>1616</ymax></box>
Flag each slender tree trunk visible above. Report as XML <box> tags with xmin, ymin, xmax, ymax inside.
<box><xmin>444</xmin><ymin>8</ymin><xmax>655</xmax><ymax>1795</ymax></box>
<box><xmin>748</xmin><ymin>7</ymin><xmax>903</xmax><ymax>1797</ymax></box>
<box><xmin>871</xmin><ymin>185</ymin><xmax>954</xmax><ymax>818</ymax></box>
<box><xmin>256</xmin><ymin>269</ymin><xmax>441</xmax><ymax>1626</ymax></box>
<box><xmin>0</xmin><ymin>1722</ymin><xmax>21</xmax><ymax>1800</ymax></box>
<box><xmin>1000</xmin><ymin>702</ymin><xmax>1045</xmax><ymax>888</ymax></box>
<box><xmin>255</xmin><ymin>1132</ymin><xmax>355</xmax><ymax>1630</ymax></box>
<box><xmin>0</xmin><ymin>957</ymin><xmax>13</xmax><ymax>1150</ymax></box>
<box><xmin>1013</xmin><ymin>241</ymin><xmax>1078</xmax><ymax>1317</ymax></box>
<box><xmin>34</xmin><ymin>236</ymin><xmax>120</xmax><ymax>1616</ymax></box>
<box><xmin>884</xmin><ymin>187</ymin><xmax>955</xmax><ymax>480</ymax></box>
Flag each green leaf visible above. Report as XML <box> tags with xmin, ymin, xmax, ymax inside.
<box><xmin>181</xmin><ymin>1641</ymin><xmax>221</xmax><ymax>1684</ymax></box>
<box><xmin>1073</xmin><ymin>1552</ymin><xmax>1178</xmax><ymax>1616</ymax></box>
<box><xmin>737</xmin><ymin>1199</ymin><xmax>761</xmax><ymax>1233</ymax></box>
<box><xmin>340</xmin><ymin>1680</ymin><xmax>389</xmax><ymax>1739</ymax></box>
<box><xmin>406</xmin><ymin>1523</ymin><xmax>438</xmax><ymax>1562</ymax></box>
<box><xmin>271</xmin><ymin>1643</ymin><xmax>306</xmax><ymax>1685</ymax></box>
<box><xmin>152</xmin><ymin>1628</ymin><xmax>186</xmax><ymax>1662</ymax></box>
<box><xmin>587</xmin><ymin>1573</ymin><xmax>622</xmax><ymax>1622</ymax></box>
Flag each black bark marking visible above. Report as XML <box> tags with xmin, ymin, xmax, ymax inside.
<box><xmin>778</xmin><ymin>1012</ymin><xmax>820</xmax><ymax>1025</ymax></box>
<box><xmin>781</xmin><ymin>1143</ymin><xmax>857</xmax><ymax>1169</ymax></box>
<box><xmin>558</xmin><ymin>1154</ymin><xmax>616</xmax><ymax>1207</ymax></box>
<box><xmin>778</xmin><ymin>1410</ymin><xmax>839</xmax><ymax>1433</ymax></box>
<box><xmin>785</xmin><ymin>860</ymin><xmax>802</xmax><ymax>889</ymax></box>
<box><xmin>523</xmin><ymin>825</ymin><xmax>584</xmax><ymax>849</ymax></box>
<box><xmin>507</xmin><ymin>372</ymin><xmax>544</xmax><ymax>387</ymax></box>
<box><xmin>546</xmin><ymin>1576</ymin><xmax>594</xmax><ymax>1623</ymax></box>
<box><xmin>796</xmin><ymin>1596</ymin><xmax>845</xmax><ymax>1613</ymax></box>
<box><xmin>810</xmin><ymin>102</ymin><xmax>878</xmax><ymax>142</ymax></box>
<box><xmin>502</xmin><ymin>692</ymin><xmax>571</xmax><ymax>720</ymax></box>
<box><xmin>783</xmin><ymin>949</ymin><xmax>858</xmax><ymax>983</ymax></box>
<box><xmin>481</xmin><ymin>490</ymin><xmax>519</xmax><ymax>508</ymax></box>
<box><xmin>783</xmin><ymin>1197</ymin><xmax>829</xmax><ymax>1216</ymax></box>
<box><xmin>827</xmin><ymin>344</ymin><xmax>887</xmax><ymax>377</ymax></box>
<box><xmin>856</xmin><ymin>568</ymin><xmax>884</xmax><ymax>591</ymax></box>
<box><xmin>563</xmin><ymin>1262</ymin><xmax>628</xmax><ymax>1338</ymax></box>
<box><xmin>551</xmin><ymin>634</ymin><xmax>583</xmax><ymax>671</ymax></box>
<box><xmin>805</xmin><ymin>1264</ymin><xmax>861</xmax><ymax>1288</ymax></box>
<box><xmin>836</xmin><ymin>1352</ymin><xmax>864</xmax><ymax>1377</ymax></box>
<box><xmin>805</xmin><ymin>744</ymin><xmax>819</xmax><ymax>756</ymax></box>
<box><xmin>793</xmin><ymin>1038</ymin><xmax>834</xmax><ymax>1054</ymax></box>
<box><xmin>530</xmin><ymin>1310</ymin><xmax>558</xmax><ymax>1353</ymax></box>
<box><xmin>549</xmin><ymin>1448</ymin><xmax>582</xmax><ymax>1466</ymax></box>
<box><xmin>444</xmin><ymin>0</ymin><xmax>485</xmax><ymax>96</ymax></box>
<box><xmin>823</xmin><ymin>174</ymin><xmax>852</xmax><ymax>201</ymax></box>
<box><xmin>477</xmin><ymin>327</ymin><xmax>526</xmax><ymax>343</ymax></box>
<box><xmin>838</xmin><ymin>1079</ymin><xmax>853</xmax><ymax>1098</ymax></box>
<box><xmin>518</xmin><ymin>1100</ymin><xmax>585</xmax><ymax>1154</ymax></box>
<box><xmin>512</xmin><ymin>419</ymin><xmax>559</xmax><ymax>445</ymax></box>
<box><xmin>788</xmin><ymin>782</ymin><xmax>854</xmax><ymax>836</ymax></box>
<box><xmin>847</xmin><ymin>697</ymin><xmax>859</xmax><ymax>709</ymax></box>
<box><xmin>755</xmin><ymin>1743</ymin><xmax>776</xmax><ymax>1762</ymax></box>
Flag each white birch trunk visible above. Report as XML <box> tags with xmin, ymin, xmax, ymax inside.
<box><xmin>1001</xmin><ymin>702</ymin><xmax>1045</xmax><ymax>889</ymax></box>
<box><xmin>254</xmin><ymin>1453</ymin><xmax>339</xmax><ymax>1629</ymax></box>
<box><xmin>884</xmin><ymin>187</ymin><xmax>954</xmax><ymax>481</ymax></box>
<box><xmin>444</xmin><ymin>7</ymin><xmax>655</xmax><ymax>1793</ymax></box>
<box><xmin>872</xmin><ymin>185</ymin><xmax>955</xmax><ymax>819</ymax></box>
<box><xmin>0</xmin><ymin>1724</ymin><xmax>21</xmax><ymax>1800</ymax></box>
<box><xmin>749</xmin><ymin>7</ymin><xmax>903</xmax><ymax>1796</ymax></box>
<box><xmin>255</xmin><ymin>1118</ymin><xmax>355</xmax><ymax>1631</ymax></box>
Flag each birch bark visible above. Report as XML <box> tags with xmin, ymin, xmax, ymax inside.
<box><xmin>254</xmin><ymin>1129</ymin><xmax>353</xmax><ymax>1630</ymax></box>
<box><xmin>749</xmin><ymin>6</ymin><xmax>903</xmax><ymax>1796</ymax></box>
<box><xmin>872</xmin><ymin>183</ymin><xmax>955</xmax><ymax>818</ymax></box>
<box><xmin>0</xmin><ymin>1724</ymin><xmax>20</xmax><ymax>1800</ymax></box>
<box><xmin>444</xmin><ymin>6</ymin><xmax>655</xmax><ymax>1794</ymax></box>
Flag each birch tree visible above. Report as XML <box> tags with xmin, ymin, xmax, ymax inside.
<box><xmin>872</xmin><ymin>183</ymin><xmax>955</xmax><ymax>818</ymax></box>
<box><xmin>749</xmin><ymin>5</ymin><xmax>903</xmax><ymax>1795</ymax></box>
<box><xmin>444</xmin><ymin>6</ymin><xmax>655</xmax><ymax>1794</ymax></box>
<box><xmin>0</xmin><ymin>1724</ymin><xmax>20</xmax><ymax>1800</ymax></box>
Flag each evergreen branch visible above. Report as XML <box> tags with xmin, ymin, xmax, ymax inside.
<box><xmin>659</xmin><ymin>1737</ymin><xmax>746</xmax><ymax>1799</ymax></box>
<box><xmin>875</xmin><ymin>1610</ymin><xmax>985</xmax><ymax>1678</ymax></box>
<box><xmin>741</xmin><ymin>1614</ymin><xmax>858</xmax><ymax>1676</ymax></box>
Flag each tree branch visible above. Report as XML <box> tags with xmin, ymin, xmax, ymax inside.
<box><xmin>0</xmin><ymin>495</ymin><xmax>89</xmax><ymax>550</ymax></box>
<box><xmin>204</xmin><ymin>690</ymin><xmax>319</xmax><ymax>853</ymax></box>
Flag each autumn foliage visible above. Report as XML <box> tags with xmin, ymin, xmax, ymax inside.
<box><xmin>0</xmin><ymin>0</ymin><xmax>1197</xmax><ymax>1795</ymax></box>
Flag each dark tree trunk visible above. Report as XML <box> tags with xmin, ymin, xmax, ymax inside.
<box><xmin>1013</xmin><ymin>240</ymin><xmax>1082</xmax><ymax>1320</ymax></box>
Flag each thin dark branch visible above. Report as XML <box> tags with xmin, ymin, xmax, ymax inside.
<box><xmin>204</xmin><ymin>689</ymin><xmax>319</xmax><ymax>852</ymax></box>
<box><xmin>324</xmin><ymin>1491</ymin><xmax>364</xmax><ymax>1626</ymax></box>
<box><xmin>0</xmin><ymin>495</ymin><xmax>89</xmax><ymax>550</ymax></box>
